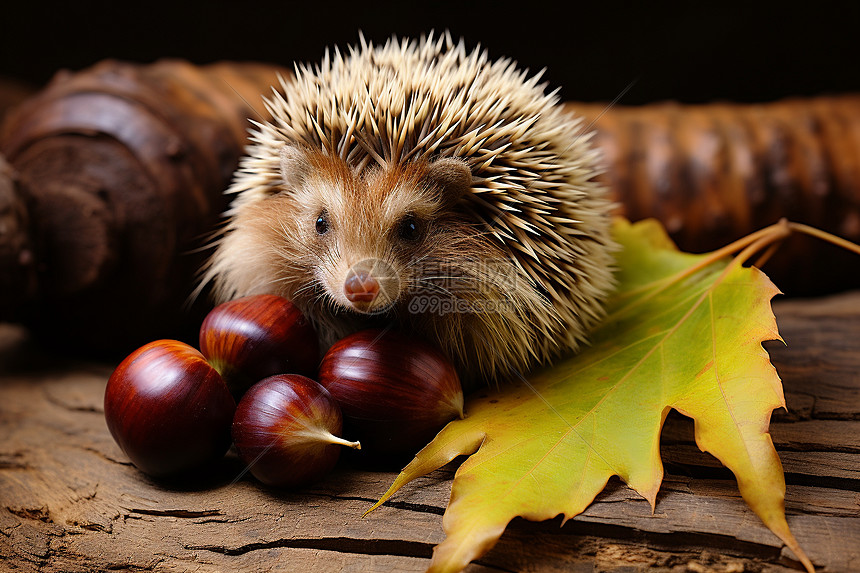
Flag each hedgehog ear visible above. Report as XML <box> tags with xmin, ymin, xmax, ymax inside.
<box><xmin>425</xmin><ymin>157</ymin><xmax>472</xmax><ymax>206</ymax></box>
<box><xmin>279</xmin><ymin>144</ymin><xmax>311</xmax><ymax>193</ymax></box>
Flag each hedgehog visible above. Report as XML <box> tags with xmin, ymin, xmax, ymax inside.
<box><xmin>202</xmin><ymin>33</ymin><xmax>617</xmax><ymax>388</ymax></box>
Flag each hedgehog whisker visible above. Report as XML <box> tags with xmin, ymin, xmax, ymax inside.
<box><xmin>407</xmin><ymin>279</ymin><xmax>461</xmax><ymax>301</ymax></box>
<box><xmin>292</xmin><ymin>281</ymin><xmax>319</xmax><ymax>298</ymax></box>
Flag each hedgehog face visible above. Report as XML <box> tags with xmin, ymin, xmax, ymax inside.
<box><xmin>278</xmin><ymin>145</ymin><xmax>473</xmax><ymax>316</ymax></box>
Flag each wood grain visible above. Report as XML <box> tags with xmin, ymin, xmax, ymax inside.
<box><xmin>1</xmin><ymin>291</ymin><xmax>858</xmax><ymax>572</ymax></box>
<box><xmin>0</xmin><ymin>60</ymin><xmax>288</xmax><ymax>355</ymax></box>
<box><xmin>567</xmin><ymin>96</ymin><xmax>860</xmax><ymax>295</ymax></box>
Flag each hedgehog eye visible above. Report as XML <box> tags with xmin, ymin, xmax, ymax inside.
<box><xmin>315</xmin><ymin>210</ymin><xmax>330</xmax><ymax>235</ymax></box>
<box><xmin>397</xmin><ymin>214</ymin><xmax>422</xmax><ymax>242</ymax></box>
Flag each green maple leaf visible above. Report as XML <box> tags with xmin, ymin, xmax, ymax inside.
<box><xmin>369</xmin><ymin>218</ymin><xmax>815</xmax><ymax>573</ymax></box>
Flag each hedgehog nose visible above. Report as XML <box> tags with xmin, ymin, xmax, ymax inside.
<box><xmin>344</xmin><ymin>271</ymin><xmax>380</xmax><ymax>303</ymax></box>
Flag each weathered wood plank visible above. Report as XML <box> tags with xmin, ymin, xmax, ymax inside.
<box><xmin>0</xmin><ymin>291</ymin><xmax>859</xmax><ymax>572</ymax></box>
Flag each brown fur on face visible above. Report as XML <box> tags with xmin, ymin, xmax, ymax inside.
<box><xmin>279</xmin><ymin>148</ymin><xmax>472</xmax><ymax>311</ymax></box>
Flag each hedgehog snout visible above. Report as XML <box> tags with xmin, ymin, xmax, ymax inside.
<box><xmin>344</xmin><ymin>270</ymin><xmax>379</xmax><ymax>304</ymax></box>
<box><xmin>340</xmin><ymin>258</ymin><xmax>401</xmax><ymax>314</ymax></box>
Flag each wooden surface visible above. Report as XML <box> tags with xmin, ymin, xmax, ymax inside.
<box><xmin>0</xmin><ymin>291</ymin><xmax>858</xmax><ymax>572</ymax></box>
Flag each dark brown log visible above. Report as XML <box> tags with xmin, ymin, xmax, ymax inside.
<box><xmin>0</xmin><ymin>59</ymin><xmax>288</xmax><ymax>355</ymax></box>
<box><xmin>0</xmin><ymin>156</ymin><xmax>37</xmax><ymax>304</ymax></box>
<box><xmin>567</xmin><ymin>96</ymin><xmax>860</xmax><ymax>295</ymax></box>
<box><xmin>0</xmin><ymin>291</ymin><xmax>858</xmax><ymax>572</ymax></box>
<box><xmin>0</xmin><ymin>79</ymin><xmax>38</xmax><ymax>303</ymax></box>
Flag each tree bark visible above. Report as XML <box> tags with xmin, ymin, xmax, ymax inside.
<box><xmin>0</xmin><ymin>60</ymin><xmax>288</xmax><ymax>355</ymax></box>
<box><xmin>568</xmin><ymin>96</ymin><xmax>860</xmax><ymax>295</ymax></box>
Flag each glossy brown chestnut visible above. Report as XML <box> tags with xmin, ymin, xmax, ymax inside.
<box><xmin>318</xmin><ymin>329</ymin><xmax>464</xmax><ymax>457</ymax></box>
<box><xmin>199</xmin><ymin>294</ymin><xmax>319</xmax><ymax>397</ymax></box>
<box><xmin>104</xmin><ymin>340</ymin><xmax>236</xmax><ymax>478</ymax></box>
<box><xmin>232</xmin><ymin>374</ymin><xmax>360</xmax><ymax>488</ymax></box>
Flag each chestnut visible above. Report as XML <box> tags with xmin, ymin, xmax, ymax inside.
<box><xmin>318</xmin><ymin>329</ymin><xmax>464</xmax><ymax>458</ymax></box>
<box><xmin>199</xmin><ymin>294</ymin><xmax>319</xmax><ymax>397</ymax></box>
<box><xmin>104</xmin><ymin>340</ymin><xmax>236</xmax><ymax>478</ymax></box>
<box><xmin>232</xmin><ymin>374</ymin><xmax>360</xmax><ymax>488</ymax></box>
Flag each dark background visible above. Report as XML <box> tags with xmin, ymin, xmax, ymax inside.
<box><xmin>2</xmin><ymin>1</ymin><xmax>858</xmax><ymax>105</ymax></box>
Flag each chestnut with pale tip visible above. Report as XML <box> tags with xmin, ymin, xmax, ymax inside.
<box><xmin>199</xmin><ymin>294</ymin><xmax>319</xmax><ymax>398</ymax></box>
<box><xmin>232</xmin><ymin>374</ymin><xmax>360</xmax><ymax>488</ymax></box>
<box><xmin>318</xmin><ymin>329</ymin><xmax>465</xmax><ymax>458</ymax></box>
<box><xmin>103</xmin><ymin>339</ymin><xmax>236</xmax><ymax>478</ymax></box>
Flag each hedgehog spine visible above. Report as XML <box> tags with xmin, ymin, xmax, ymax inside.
<box><xmin>205</xmin><ymin>32</ymin><xmax>617</xmax><ymax>385</ymax></box>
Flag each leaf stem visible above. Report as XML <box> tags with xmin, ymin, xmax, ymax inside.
<box><xmin>726</xmin><ymin>222</ymin><xmax>791</xmax><ymax>271</ymax></box>
<box><xmin>750</xmin><ymin>240</ymin><xmax>783</xmax><ymax>270</ymax></box>
<box><xmin>603</xmin><ymin>222</ymin><xmax>787</xmax><ymax>323</ymax></box>
<box><xmin>703</xmin><ymin>219</ymin><xmax>792</xmax><ymax>265</ymax></box>
<box><xmin>607</xmin><ymin>218</ymin><xmax>860</xmax><ymax>323</ymax></box>
<box><xmin>714</xmin><ymin>217</ymin><xmax>860</xmax><ymax>267</ymax></box>
<box><xmin>786</xmin><ymin>220</ymin><xmax>860</xmax><ymax>256</ymax></box>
